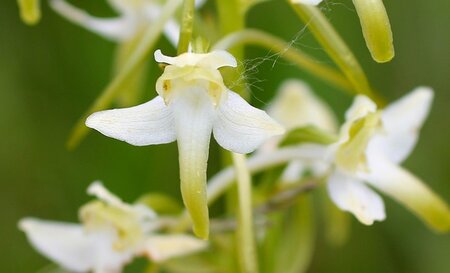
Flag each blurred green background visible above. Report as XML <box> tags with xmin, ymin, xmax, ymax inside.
<box><xmin>1</xmin><ymin>0</ymin><xmax>449</xmax><ymax>272</ymax></box>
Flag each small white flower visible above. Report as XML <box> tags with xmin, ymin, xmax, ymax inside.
<box><xmin>327</xmin><ymin>88</ymin><xmax>450</xmax><ymax>231</ymax></box>
<box><xmin>19</xmin><ymin>182</ymin><xmax>207</xmax><ymax>273</ymax></box>
<box><xmin>263</xmin><ymin>79</ymin><xmax>337</xmax><ymax>182</ymax></box>
<box><xmin>86</xmin><ymin>50</ymin><xmax>284</xmax><ymax>238</ymax></box>
<box><xmin>50</xmin><ymin>0</ymin><xmax>206</xmax><ymax>45</ymax></box>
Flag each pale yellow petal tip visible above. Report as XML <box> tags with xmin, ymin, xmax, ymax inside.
<box><xmin>18</xmin><ymin>0</ymin><xmax>41</xmax><ymax>26</ymax></box>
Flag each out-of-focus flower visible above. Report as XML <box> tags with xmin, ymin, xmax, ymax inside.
<box><xmin>50</xmin><ymin>0</ymin><xmax>206</xmax><ymax>45</ymax></box>
<box><xmin>263</xmin><ymin>79</ymin><xmax>337</xmax><ymax>182</ymax></box>
<box><xmin>19</xmin><ymin>182</ymin><xmax>207</xmax><ymax>273</ymax></box>
<box><xmin>86</xmin><ymin>50</ymin><xmax>284</xmax><ymax>239</ymax></box>
<box><xmin>327</xmin><ymin>88</ymin><xmax>450</xmax><ymax>232</ymax></box>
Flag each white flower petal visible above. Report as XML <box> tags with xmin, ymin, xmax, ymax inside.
<box><xmin>163</xmin><ymin>19</ymin><xmax>181</xmax><ymax>46</ymax></box>
<box><xmin>171</xmin><ymin>88</ymin><xmax>215</xmax><ymax>239</ymax></box>
<box><xmin>371</xmin><ymin>87</ymin><xmax>434</xmax><ymax>164</ymax></box>
<box><xmin>142</xmin><ymin>235</ymin><xmax>208</xmax><ymax>262</ymax></box>
<box><xmin>213</xmin><ymin>90</ymin><xmax>285</xmax><ymax>154</ymax></box>
<box><xmin>50</xmin><ymin>0</ymin><xmax>133</xmax><ymax>41</ymax></box>
<box><xmin>364</xmin><ymin>159</ymin><xmax>450</xmax><ymax>232</ymax></box>
<box><xmin>19</xmin><ymin>218</ymin><xmax>137</xmax><ymax>273</ymax></box>
<box><xmin>154</xmin><ymin>50</ymin><xmax>237</xmax><ymax>69</ymax></box>
<box><xmin>291</xmin><ymin>0</ymin><xmax>323</xmax><ymax>5</ymax></box>
<box><xmin>327</xmin><ymin>171</ymin><xmax>385</xmax><ymax>225</ymax></box>
<box><xmin>86</xmin><ymin>96</ymin><xmax>176</xmax><ymax>146</ymax></box>
<box><xmin>267</xmin><ymin>79</ymin><xmax>338</xmax><ymax>132</ymax></box>
<box><xmin>19</xmin><ymin>218</ymin><xmax>97</xmax><ymax>272</ymax></box>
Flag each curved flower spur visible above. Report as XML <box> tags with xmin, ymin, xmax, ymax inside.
<box><xmin>86</xmin><ymin>50</ymin><xmax>285</xmax><ymax>239</ymax></box>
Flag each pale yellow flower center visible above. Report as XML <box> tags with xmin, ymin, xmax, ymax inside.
<box><xmin>335</xmin><ymin>111</ymin><xmax>381</xmax><ymax>174</ymax></box>
<box><xmin>79</xmin><ymin>201</ymin><xmax>144</xmax><ymax>250</ymax></box>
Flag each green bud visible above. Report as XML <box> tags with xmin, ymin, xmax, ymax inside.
<box><xmin>352</xmin><ymin>0</ymin><xmax>395</xmax><ymax>63</ymax></box>
<box><xmin>17</xmin><ymin>0</ymin><xmax>41</xmax><ymax>26</ymax></box>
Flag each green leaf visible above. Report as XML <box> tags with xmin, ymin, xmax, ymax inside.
<box><xmin>279</xmin><ymin>125</ymin><xmax>338</xmax><ymax>147</ymax></box>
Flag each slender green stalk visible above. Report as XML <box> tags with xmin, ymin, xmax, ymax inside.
<box><xmin>66</xmin><ymin>0</ymin><xmax>182</xmax><ymax>149</ymax></box>
<box><xmin>289</xmin><ymin>2</ymin><xmax>385</xmax><ymax>105</ymax></box>
<box><xmin>213</xmin><ymin>29</ymin><xmax>353</xmax><ymax>94</ymax></box>
<box><xmin>177</xmin><ymin>0</ymin><xmax>196</xmax><ymax>54</ymax></box>
<box><xmin>215</xmin><ymin>0</ymin><xmax>248</xmax><ymax>98</ymax></box>
<box><xmin>232</xmin><ymin>153</ymin><xmax>259</xmax><ymax>273</ymax></box>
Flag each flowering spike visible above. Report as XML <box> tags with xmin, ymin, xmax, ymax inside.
<box><xmin>17</xmin><ymin>0</ymin><xmax>41</xmax><ymax>25</ymax></box>
<box><xmin>352</xmin><ymin>0</ymin><xmax>395</xmax><ymax>63</ymax></box>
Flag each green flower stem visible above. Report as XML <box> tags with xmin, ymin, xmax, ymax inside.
<box><xmin>216</xmin><ymin>0</ymin><xmax>248</xmax><ymax>99</ymax></box>
<box><xmin>177</xmin><ymin>0</ymin><xmax>196</xmax><ymax>54</ymax></box>
<box><xmin>232</xmin><ymin>153</ymin><xmax>259</xmax><ymax>273</ymax></box>
<box><xmin>213</xmin><ymin>29</ymin><xmax>354</xmax><ymax>95</ymax></box>
<box><xmin>352</xmin><ymin>0</ymin><xmax>394</xmax><ymax>63</ymax></box>
<box><xmin>66</xmin><ymin>0</ymin><xmax>182</xmax><ymax>149</ymax></box>
<box><xmin>288</xmin><ymin>2</ymin><xmax>385</xmax><ymax>105</ymax></box>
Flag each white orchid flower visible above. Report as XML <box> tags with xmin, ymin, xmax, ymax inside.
<box><xmin>19</xmin><ymin>182</ymin><xmax>208</xmax><ymax>273</ymax></box>
<box><xmin>327</xmin><ymin>87</ymin><xmax>450</xmax><ymax>232</ymax></box>
<box><xmin>263</xmin><ymin>79</ymin><xmax>337</xmax><ymax>182</ymax></box>
<box><xmin>85</xmin><ymin>50</ymin><xmax>284</xmax><ymax>239</ymax></box>
<box><xmin>50</xmin><ymin>0</ymin><xmax>206</xmax><ymax>45</ymax></box>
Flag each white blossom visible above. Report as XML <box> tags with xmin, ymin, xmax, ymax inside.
<box><xmin>263</xmin><ymin>79</ymin><xmax>337</xmax><ymax>182</ymax></box>
<box><xmin>327</xmin><ymin>88</ymin><xmax>450</xmax><ymax>231</ymax></box>
<box><xmin>86</xmin><ymin>50</ymin><xmax>284</xmax><ymax>238</ymax></box>
<box><xmin>19</xmin><ymin>182</ymin><xmax>207</xmax><ymax>273</ymax></box>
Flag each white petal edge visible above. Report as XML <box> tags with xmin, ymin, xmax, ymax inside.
<box><xmin>154</xmin><ymin>50</ymin><xmax>237</xmax><ymax>69</ymax></box>
<box><xmin>327</xmin><ymin>171</ymin><xmax>386</xmax><ymax>225</ymax></box>
<box><xmin>213</xmin><ymin>90</ymin><xmax>285</xmax><ymax>154</ymax></box>
<box><xmin>19</xmin><ymin>218</ymin><xmax>96</xmax><ymax>272</ymax></box>
<box><xmin>364</xmin><ymin>159</ymin><xmax>450</xmax><ymax>232</ymax></box>
<box><xmin>291</xmin><ymin>0</ymin><xmax>323</xmax><ymax>5</ymax></box>
<box><xmin>50</xmin><ymin>0</ymin><xmax>133</xmax><ymax>41</ymax></box>
<box><xmin>86</xmin><ymin>96</ymin><xmax>176</xmax><ymax>146</ymax></box>
<box><xmin>372</xmin><ymin>87</ymin><xmax>434</xmax><ymax>164</ymax></box>
<box><xmin>267</xmin><ymin>79</ymin><xmax>338</xmax><ymax>132</ymax></box>
<box><xmin>142</xmin><ymin>235</ymin><xmax>208</xmax><ymax>262</ymax></box>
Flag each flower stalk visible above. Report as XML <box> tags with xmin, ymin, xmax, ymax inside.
<box><xmin>178</xmin><ymin>0</ymin><xmax>196</xmax><ymax>54</ymax></box>
<box><xmin>233</xmin><ymin>153</ymin><xmax>259</xmax><ymax>273</ymax></box>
